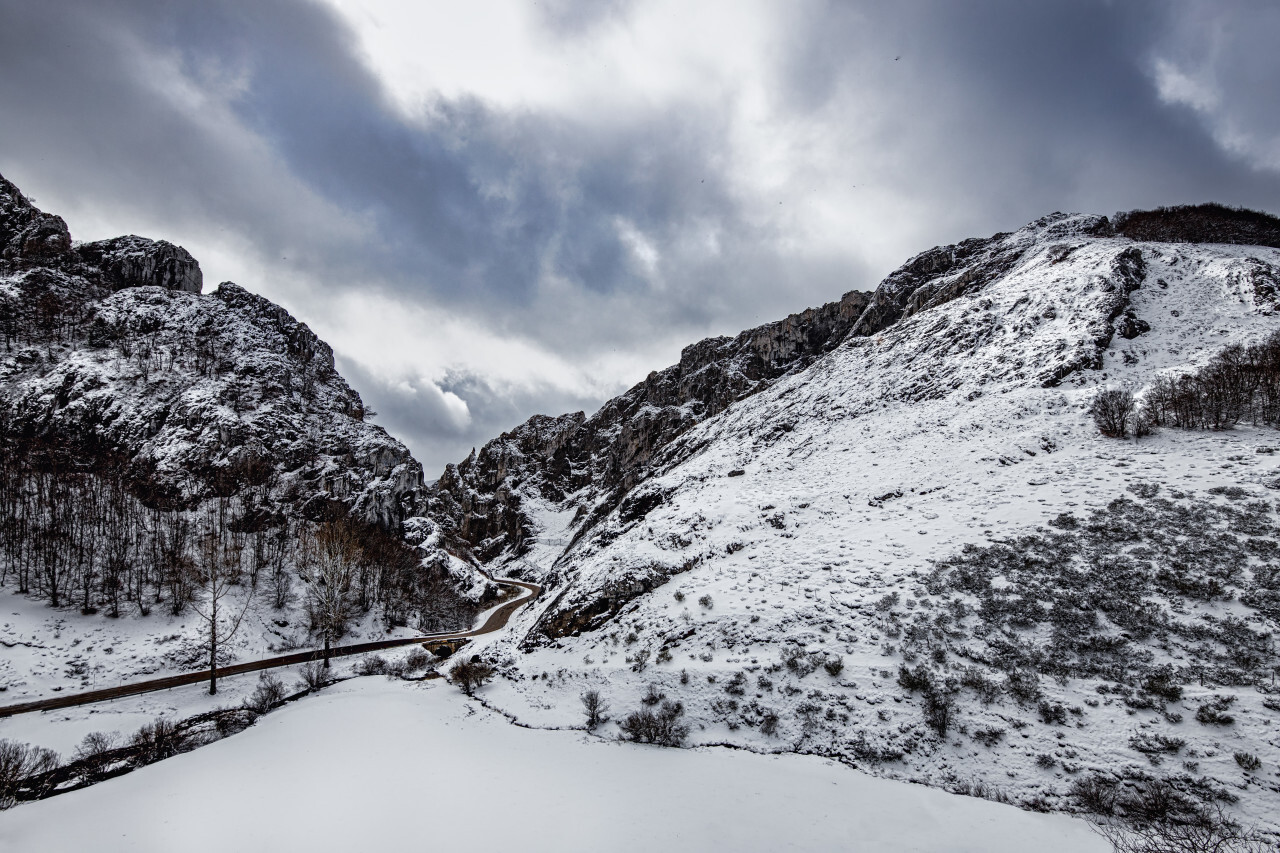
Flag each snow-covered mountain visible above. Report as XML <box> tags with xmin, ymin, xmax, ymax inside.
<box><xmin>0</xmin><ymin>173</ymin><xmax>422</xmax><ymax>525</ymax></box>
<box><xmin>0</xmin><ymin>174</ymin><xmax>480</xmax><ymax>705</ymax></box>
<box><xmin>424</xmin><ymin>287</ymin><xmax>874</xmax><ymax>564</ymax></box>
<box><xmin>6</xmin><ymin>166</ymin><xmax>1280</xmax><ymax>834</ymax></box>
<box><xmin>448</xmin><ymin>206</ymin><xmax>1280</xmax><ymax>831</ymax></box>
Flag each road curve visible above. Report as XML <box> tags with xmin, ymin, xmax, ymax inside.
<box><xmin>0</xmin><ymin>577</ymin><xmax>540</xmax><ymax>719</ymax></box>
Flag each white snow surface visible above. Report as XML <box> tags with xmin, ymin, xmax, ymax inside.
<box><xmin>465</xmin><ymin>231</ymin><xmax>1280</xmax><ymax>829</ymax></box>
<box><xmin>0</xmin><ymin>678</ymin><xmax>1108</xmax><ymax>853</ymax></box>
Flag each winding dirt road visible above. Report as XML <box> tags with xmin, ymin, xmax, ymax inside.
<box><xmin>0</xmin><ymin>577</ymin><xmax>539</xmax><ymax>719</ymax></box>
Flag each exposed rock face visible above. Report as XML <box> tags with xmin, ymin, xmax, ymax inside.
<box><xmin>76</xmin><ymin>235</ymin><xmax>203</xmax><ymax>294</ymax></box>
<box><xmin>517</xmin><ymin>212</ymin><xmax>1280</xmax><ymax>645</ymax></box>
<box><xmin>0</xmin><ymin>172</ymin><xmax>419</xmax><ymax>527</ymax></box>
<box><xmin>424</xmin><ymin>288</ymin><xmax>875</xmax><ymax>562</ymax></box>
<box><xmin>428</xmin><ymin>206</ymin><xmax>1280</xmax><ymax>591</ymax></box>
<box><xmin>425</xmin><ymin>213</ymin><xmax>1135</xmax><ymax>568</ymax></box>
<box><xmin>848</xmin><ymin>214</ymin><xmax>1112</xmax><ymax>340</ymax></box>
<box><xmin>0</xmin><ymin>176</ymin><xmax>72</xmax><ymax>269</ymax></box>
<box><xmin>0</xmin><ymin>174</ymin><xmax>202</xmax><ymax>293</ymax></box>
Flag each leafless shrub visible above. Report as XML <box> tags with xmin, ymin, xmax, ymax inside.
<box><xmin>403</xmin><ymin>646</ymin><xmax>432</xmax><ymax>671</ymax></box>
<box><xmin>972</xmin><ymin>726</ymin><xmax>1005</xmax><ymax>747</ymax></box>
<box><xmin>245</xmin><ymin>671</ymin><xmax>287</xmax><ymax>714</ymax></box>
<box><xmin>129</xmin><ymin>717</ymin><xmax>186</xmax><ymax>763</ymax></box>
<box><xmin>582</xmin><ymin>690</ymin><xmax>611</xmax><ymax>731</ymax></box>
<box><xmin>357</xmin><ymin>654</ymin><xmax>389</xmax><ymax>676</ymax></box>
<box><xmin>450</xmin><ymin>658</ymin><xmax>495</xmax><ymax>696</ymax></box>
<box><xmin>298</xmin><ymin>660</ymin><xmax>332</xmax><ymax>691</ymax></box>
<box><xmin>1195</xmin><ymin>696</ymin><xmax>1236</xmax><ymax>726</ymax></box>
<box><xmin>1071</xmin><ymin>774</ymin><xmax>1119</xmax><ymax>815</ymax></box>
<box><xmin>1093</xmin><ymin>802</ymin><xmax>1272</xmax><ymax>853</ymax></box>
<box><xmin>619</xmin><ymin>700</ymin><xmax>689</xmax><ymax>746</ymax></box>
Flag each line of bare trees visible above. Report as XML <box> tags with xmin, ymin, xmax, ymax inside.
<box><xmin>0</xmin><ymin>436</ymin><xmax>476</xmax><ymax>690</ymax></box>
<box><xmin>1094</xmin><ymin>330</ymin><xmax>1280</xmax><ymax>438</ymax></box>
<box><xmin>0</xmin><ymin>446</ymin><xmax>291</xmax><ymax>619</ymax></box>
<box><xmin>1144</xmin><ymin>330</ymin><xmax>1280</xmax><ymax>430</ymax></box>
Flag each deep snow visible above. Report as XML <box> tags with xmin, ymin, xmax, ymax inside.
<box><xmin>0</xmin><ymin>678</ymin><xmax>1108</xmax><ymax>853</ymax></box>
<box><xmin>463</xmin><ymin>231</ymin><xmax>1280</xmax><ymax>830</ymax></box>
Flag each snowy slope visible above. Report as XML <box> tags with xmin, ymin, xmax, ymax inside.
<box><xmin>459</xmin><ymin>214</ymin><xmax>1280</xmax><ymax>830</ymax></box>
<box><xmin>0</xmin><ymin>174</ymin><xmax>482</xmax><ymax>712</ymax></box>
<box><xmin>0</xmin><ymin>678</ymin><xmax>1109</xmax><ymax>853</ymax></box>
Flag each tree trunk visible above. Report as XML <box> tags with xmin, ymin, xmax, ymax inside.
<box><xmin>209</xmin><ymin>628</ymin><xmax>218</xmax><ymax>695</ymax></box>
<box><xmin>323</xmin><ymin>634</ymin><xmax>331</xmax><ymax>669</ymax></box>
<box><xmin>208</xmin><ymin>587</ymin><xmax>218</xmax><ymax>695</ymax></box>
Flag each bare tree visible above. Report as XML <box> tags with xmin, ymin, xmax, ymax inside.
<box><xmin>192</xmin><ymin>511</ymin><xmax>251</xmax><ymax>695</ymax></box>
<box><xmin>0</xmin><ymin>739</ymin><xmax>59</xmax><ymax>809</ymax></box>
<box><xmin>1090</xmin><ymin>387</ymin><xmax>1136</xmax><ymax>438</ymax></box>
<box><xmin>299</xmin><ymin>522</ymin><xmax>359</xmax><ymax>668</ymax></box>
<box><xmin>581</xmin><ymin>690</ymin><xmax>610</xmax><ymax>731</ymax></box>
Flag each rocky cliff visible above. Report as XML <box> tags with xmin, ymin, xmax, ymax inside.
<box><xmin>467</xmin><ymin>205</ymin><xmax>1280</xmax><ymax>832</ymax></box>
<box><xmin>424</xmin><ymin>287</ymin><xmax>876</xmax><ymax>564</ymax></box>
<box><xmin>0</xmin><ymin>172</ymin><xmax>422</xmax><ymax>526</ymax></box>
<box><xmin>429</xmin><ymin>205</ymin><xmax>1280</xmax><ymax>576</ymax></box>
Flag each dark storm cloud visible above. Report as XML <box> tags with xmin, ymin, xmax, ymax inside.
<box><xmin>780</xmin><ymin>0</ymin><xmax>1280</xmax><ymax>237</ymax></box>
<box><xmin>0</xmin><ymin>0</ymin><xmax>752</xmax><ymax>318</ymax></box>
<box><xmin>2</xmin><ymin>0</ymin><xmax>1279</xmax><ymax>475</ymax></box>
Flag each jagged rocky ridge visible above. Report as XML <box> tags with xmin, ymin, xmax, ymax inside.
<box><xmin>524</xmin><ymin>210</ymin><xmax>1280</xmax><ymax>637</ymax></box>
<box><xmin>426</xmin><ymin>287</ymin><xmax>875</xmax><ymax>562</ymax></box>
<box><xmin>428</xmin><ymin>206</ymin><xmax>1280</xmax><ymax>574</ymax></box>
<box><xmin>465</xmin><ymin>205</ymin><xmax>1280</xmax><ymax>831</ymax></box>
<box><xmin>0</xmin><ymin>172</ymin><xmax>422</xmax><ymax>525</ymax></box>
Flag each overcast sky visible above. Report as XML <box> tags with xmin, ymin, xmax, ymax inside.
<box><xmin>3</xmin><ymin>0</ymin><xmax>1279</xmax><ymax>473</ymax></box>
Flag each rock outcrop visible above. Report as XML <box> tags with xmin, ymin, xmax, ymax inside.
<box><xmin>76</xmin><ymin>235</ymin><xmax>203</xmax><ymax>294</ymax></box>
<box><xmin>0</xmin><ymin>171</ymin><xmax>420</xmax><ymax>527</ymax></box>
<box><xmin>424</xmin><ymin>288</ymin><xmax>875</xmax><ymax>563</ymax></box>
<box><xmin>0</xmin><ymin>177</ymin><xmax>72</xmax><ymax>269</ymax></box>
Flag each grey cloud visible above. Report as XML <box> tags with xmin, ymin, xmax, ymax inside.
<box><xmin>337</xmin><ymin>357</ymin><xmax>606</xmax><ymax>476</ymax></box>
<box><xmin>779</xmin><ymin>1</ymin><xmax>1280</xmax><ymax>235</ymax></box>
<box><xmin>1148</xmin><ymin>0</ymin><xmax>1280</xmax><ymax>172</ymax></box>
<box><xmin>3</xmin><ymin>0</ymin><xmax>1279</xmax><ymax>475</ymax></box>
<box><xmin>534</xmin><ymin>0</ymin><xmax>637</xmax><ymax>37</ymax></box>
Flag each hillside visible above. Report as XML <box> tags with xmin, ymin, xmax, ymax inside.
<box><xmin>449</xmin><ymin>209</ymin><xmax>1280</xmax><ymax>832</ymax></box>
<box><xmin>0</xmin><ymin>174</ymin><xmax>480</xmax><ymax>706</ymax></box>
<box><xmin>0</xmin><ymin>678</ymin><xmax>1108</xmax><ymax>853</ymax></box>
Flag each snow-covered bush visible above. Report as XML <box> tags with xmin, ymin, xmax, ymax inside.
<box><xmin>245</xmin><ymin>671</ymin><xmax>287</xmax><ymax>714</ymax></box>
<box><xmin>619</xmin><ymin>700</ymin><xmax>688</xmax><ymax>747</ymax></box>
<box><xmin>450</xmin><ymin>658</ymin><xmax>495</xmax><ymax>696</ymax></box>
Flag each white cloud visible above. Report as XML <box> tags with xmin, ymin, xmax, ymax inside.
<box><xmin>1147</xmin><ymin>1</ymin><xmax>1280</xmax><ymax>175</ymax></box>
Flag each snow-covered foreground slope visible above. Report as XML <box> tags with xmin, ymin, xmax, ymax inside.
<box><xmin>461</xmin><ymin>218</ymin><xmax>1280</xmax><ymax>830</ymax></box>
<box><xmin>0</xmin><ymin>678</ymin><xmax>1107</xmax><ymax>853</ymax></box>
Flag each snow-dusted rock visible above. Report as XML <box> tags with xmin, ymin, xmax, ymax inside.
<box><xmin>0</xmin><ymin>172</ymin><xmax>421</xmax><ymax>525</ymax></box>
<box><xmin>75</xmin><ymin>234</ymin><xmax>203</xmax><ymax>294</ymax></box>
<box><xmin>455</xmin><ymin>205</ymin><xmax>1280</xmax><ymax>831</ymax></box>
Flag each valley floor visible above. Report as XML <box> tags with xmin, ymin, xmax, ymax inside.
<box><xmin>0</xmin><ymin>677</ymin><xmax>1108</xmax><ymax>853</ymax></box>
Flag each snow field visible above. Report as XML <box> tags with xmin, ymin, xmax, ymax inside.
<box><xmin>468</xmin><ymin>236</ymin><xmax>1280</xmax><ymax>831</ymax></box>
<box><xmin>0</xmin><ymin>678</ymin><xmax>1109</xmax><ymax>853</ymax></box>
